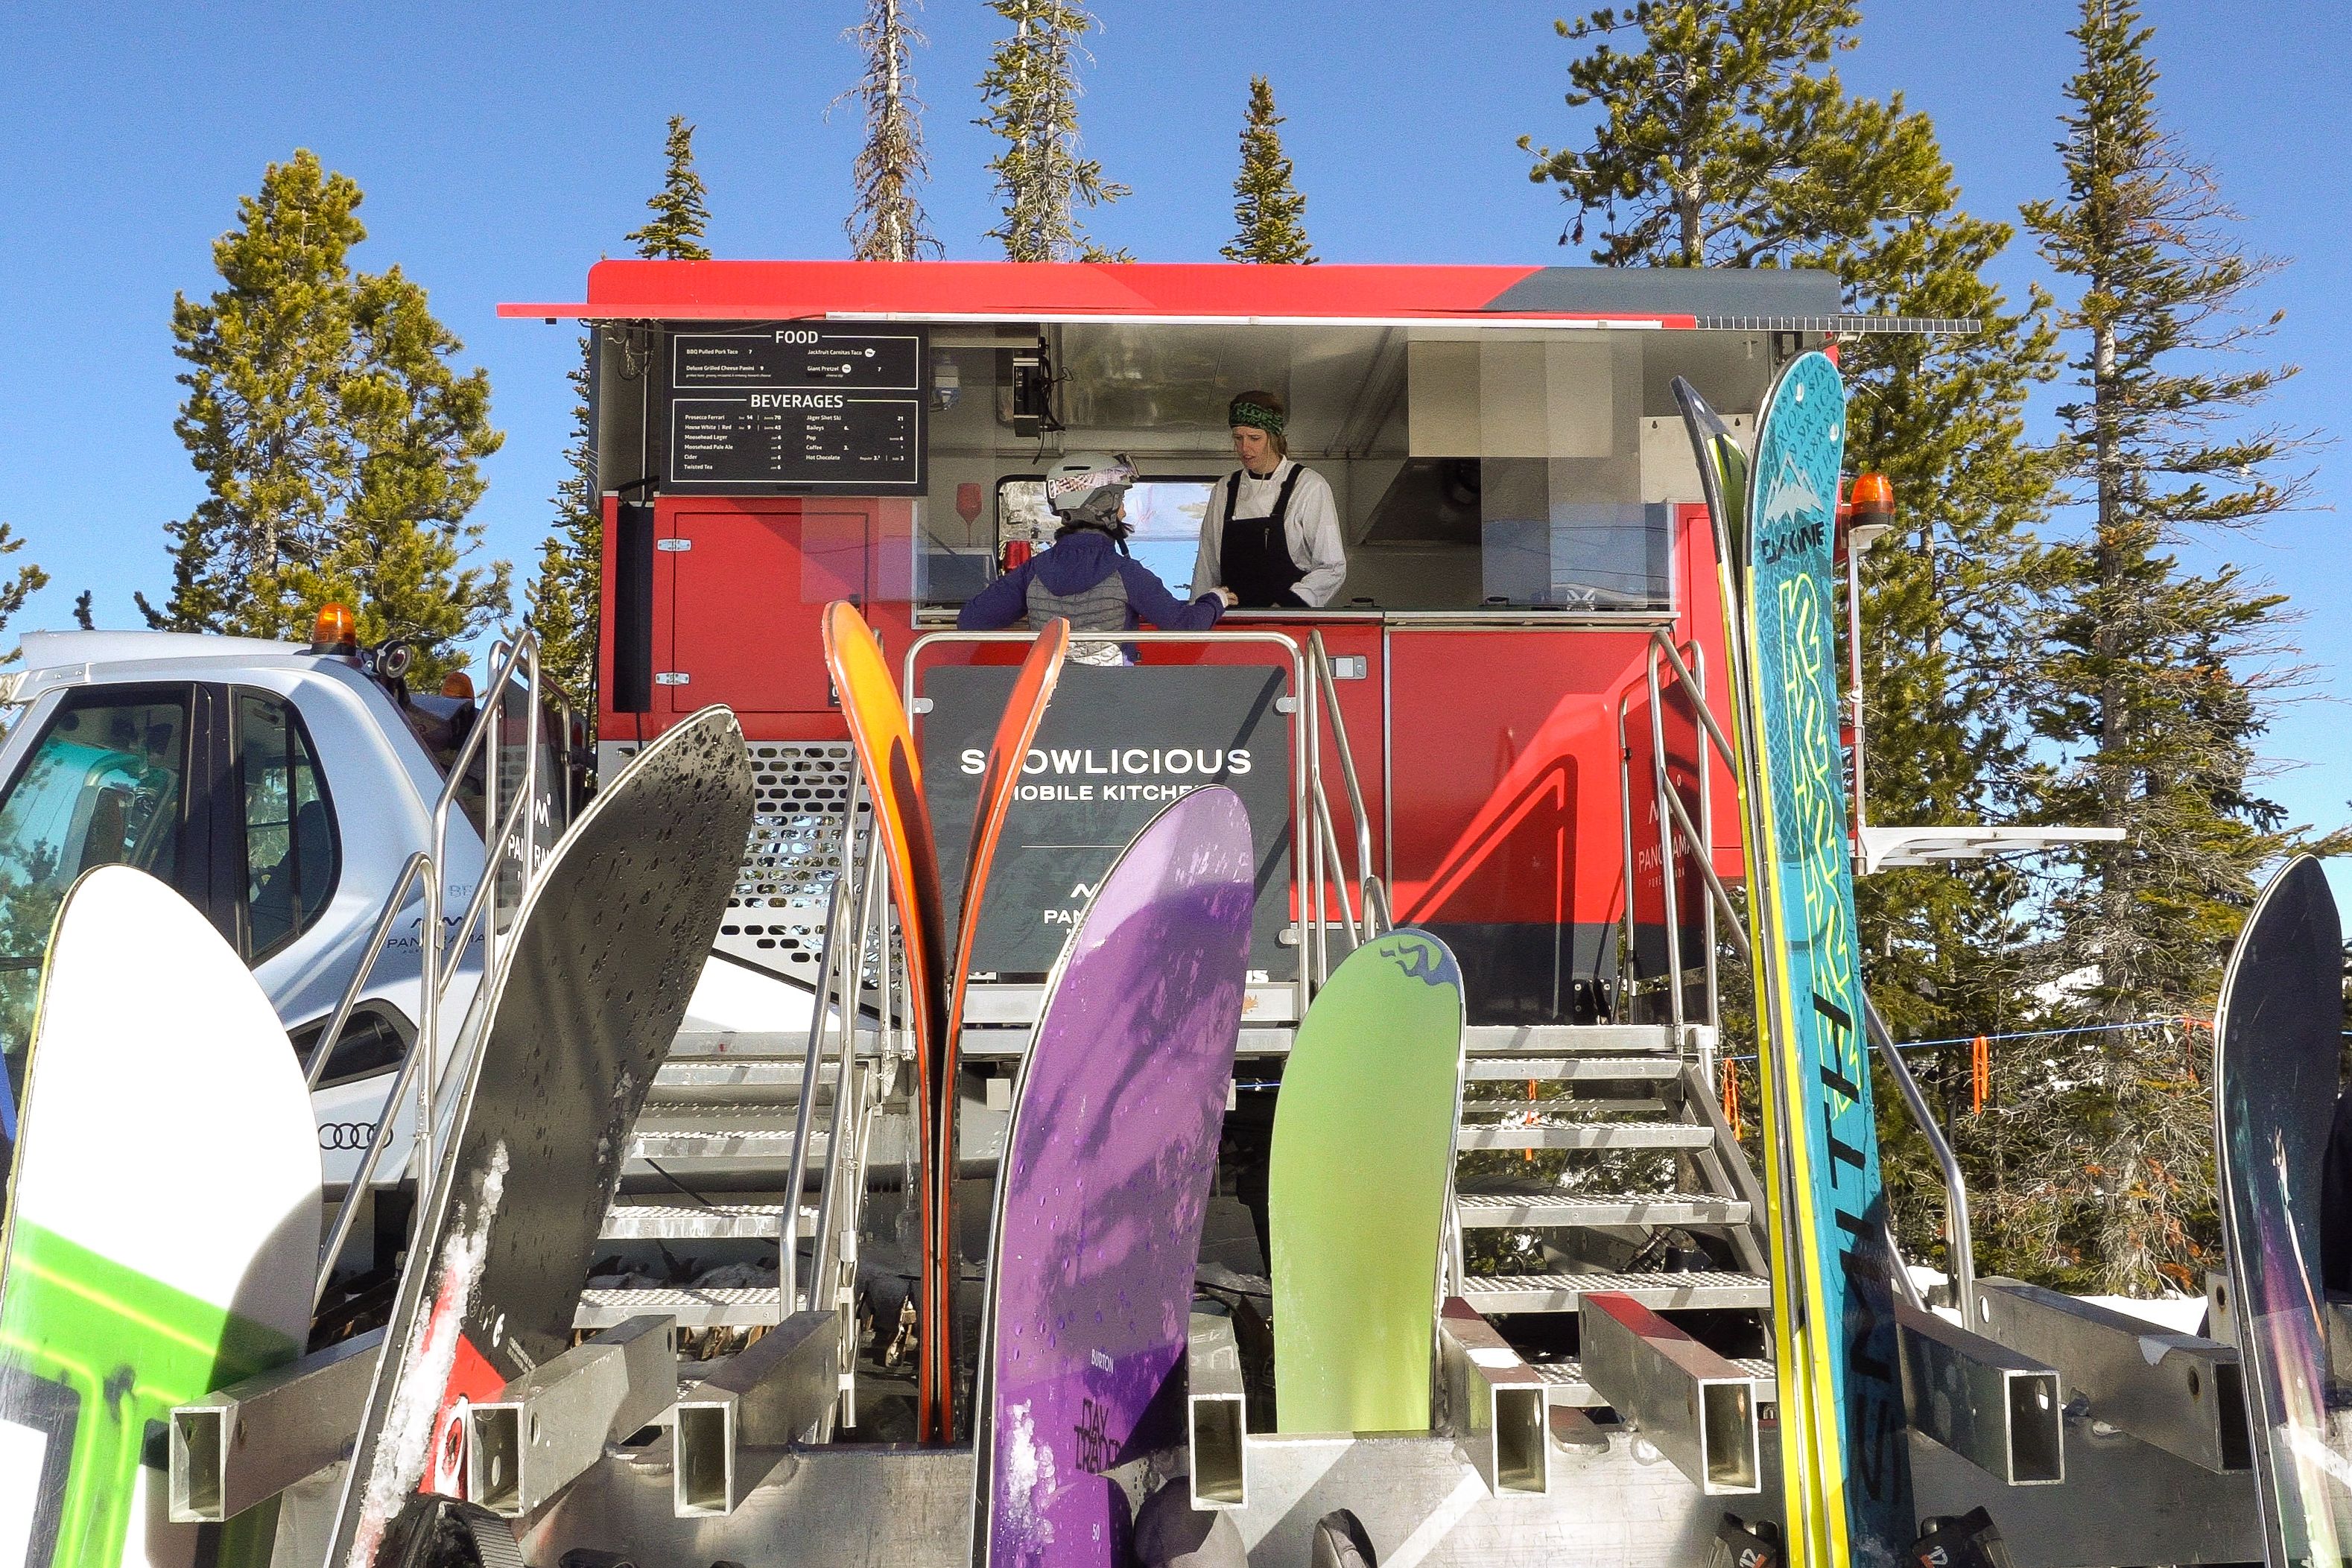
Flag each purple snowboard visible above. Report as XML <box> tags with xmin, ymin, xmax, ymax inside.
<box><xmin>971</xmin><ymin>786</ymin><xmax>1255</xmax><ymax>1568</ymax></box>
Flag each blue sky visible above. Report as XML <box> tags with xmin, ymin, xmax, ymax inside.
<box><xmin>1</xmin><ymin>0</ymin><xmax>2345</xmax><ymax>869</ymax></box>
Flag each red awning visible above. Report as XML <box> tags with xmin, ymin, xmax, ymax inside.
<box><xmin>498</xmin><ymin>259</ymin><xmax>1713</xmax><ymax>328</ymax></box>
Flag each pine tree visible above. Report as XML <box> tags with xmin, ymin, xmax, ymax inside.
<box><xmin>1525</xmin><ymin>1</ymin><xmax>2069</xmax><ymax>1276</ymax></box>
<box><xmin>527</xmin><ymin>348</ymin><xmax>600</xmax><ymax>702</ymax></box>
<box><xmin>977</xmin><ymin>0</ymin><xmax>1129</xmax><ymax>262</ymax></box>
<box><xmin>844</xmin><ymin>0</ymin><xmax>942</xmax><ymax>261</ymax></box>
<box><xmin>0</xmin><ymin>524</ymin><xmax>48</xmax><ymax>649</ymax></box>
<box><xmin>1221</xmin><ymin>77</ymin><xmax>1315</xmax><ymax>265</ymax></box>
<box><xmin>2015</xmin><ymin>0</ymin><xmax>2314</xmax><ymax>1295</ymax></box>
<box><xmin>144</xmin><ymin>150</ymin><xmax>507</xmax><ymax>676</ymax></box>
<box><xmin>145</xmin><ymin>151</ymin><xmax>366</xmax><ymax>635</ymax></box>
<box><xmin>1521</xmin><ymin>0</ymin><xmax>1943</xmax><ymax>267</ymax></box>
<box><xmin>72</xmin><ymin>591</ymin><xmax>92</xmax><ymax>630</ymax></box>
<box><xmin>627</xmin><ymin>116</ymin><xmax>714</xmax><ymax>261</ymax></box>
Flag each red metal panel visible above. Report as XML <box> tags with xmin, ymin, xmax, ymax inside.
<box><xmin>1386</xmin><ymin>628</ymin><xmax>1649</xmax><ymax>932</ymax></box>
<box><xmin>500</xmin><ymin>259</ymin><xmax>1661</xmax><ymax>325</ymax></box>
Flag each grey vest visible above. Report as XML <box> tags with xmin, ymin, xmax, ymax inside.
<box><xmin>1026</xmin><ymin>573</ymin><xmax>1129</xmax><ymax>666</ymax></box>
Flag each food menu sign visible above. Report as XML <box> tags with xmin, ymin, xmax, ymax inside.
<box><xmin>664</xmin><ymin>325</ymin><xmax>927</xmax><ymax>493</ymax></box>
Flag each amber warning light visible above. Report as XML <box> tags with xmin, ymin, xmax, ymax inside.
<box><xmin>1846</xmin><ymin>472</ymin><xmax>1895</xmax><ymax>550</ymax></box>
<box><xmin>309</xmin><ymin>602</ymin><xmax>357</xmax><ymax>653</ymax></box>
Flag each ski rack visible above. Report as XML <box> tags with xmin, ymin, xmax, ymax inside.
<box><xmin>1971</xmin><ymin>1278</ymin><xmax>2248</xmax><ymax>1476</ymax></box>
<box><xmin>467</xmin><ymin>1313</ymin><xmax>680</xmax><ymax>1518</ymax></box>
<box><xmin>1436</xmin><ymin>1298</ymin><xmax>1551</xmax><ymax>1496</ymax></box>
<box><xmin>1577</xmin><ymin>1292</ymin><xmax>1762</xmax><ymax>1496</ymax></box>
<box><xmin>1186</xmin><ymin>1312</ymin><xmax>1250</xmax><ymax>1509</ymax></box>
<box><xmin>673</xmin><ymin>1310</ymin><xmax>844</xmax><ymax>1517</ymax></box>
<box><xmin>167</xmin><ymin>1329</ymin><xmax>384</xmax><ymax>1523</ymax></box>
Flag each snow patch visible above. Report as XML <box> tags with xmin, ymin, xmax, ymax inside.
<box><xmin>348</xmin><ymin>1142</ymin><xmax>510</xmax><ymax>1566</ymax></box>
<box><xmin>1000</xmin><ymin>1400</ymin><xmax>1057</xmax><ymax>1549</ymax></box>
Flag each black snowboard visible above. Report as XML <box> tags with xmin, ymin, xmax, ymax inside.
<box><xmin>2213</xmin><ymin>854</ymin><xmax>2346</xmax><ymax>1567</ymax></box>
<box><xmin>323</xmin><ymin>706</ymin><xmax>754</xmax><ymax>1568</ymax></box>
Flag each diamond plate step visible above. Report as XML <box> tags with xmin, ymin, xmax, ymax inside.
<box><xmin>1532</xmin><ymin>1356</ymin><xmax>1776</xmax><ymax>1407</ymax></box>
<box><xmin>1458</xmin><ymin>1122</ymin><xmax>1714</xmax><ymax>1152</ymax></box>
<box><xmin>575</xmin><ymin>1286</ymin><xmax>786</xmax><ymax>1330</ymax></box>
<box><xmin>1459</xmin><ymin>1270</ymin><xmax>1770</xmax><ymax>1313</ymax></box>
<box><xmin>1462</xmin><ymin>1097</ymin><xmax>1672</xmax><ymax>1119</ymax></box>
<box><xmin>600</xmin><ymin>1201</ymin><xmax>812</xmax><ymax>1241</ymax></box>
<box><xmin>1453</xmin><ymin>1188</ymin><xmax>1752</xmax><ymax>1228</ymax></box>
<box><xmin>1463</xmin><ymin>1025</ymin><xmax>1676</xmax><ymax>1057</ymax></box>
<box><xmin>1465</xmin><ymin>1056</ymin><xmax>1685</xmax><ymax>1083</ymax></box>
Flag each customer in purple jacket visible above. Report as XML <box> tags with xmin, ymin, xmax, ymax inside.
<box><xmin>958</xmin><ymin>452</ymin><xmax>1232</xmax><ymax>664</ymax></box>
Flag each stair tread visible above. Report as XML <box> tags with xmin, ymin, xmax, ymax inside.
<box><xmin>1465</xmin><ymin>1057</ymin><xmax>1685</xmax><ymax>1082</ymax></box>
<box><xmin>1464</xmin><ymin>1025</ymin><xmax>1679</xmax><ymax>1056</ymax></box>
<box><xmin>575</xmin><ymin>1285</ymin><xmax>786</xmax><ymax>1330</ymax></box>
<box><xmin>600</xmin><ymin>1201</ymin><xmax>812</xmax><ymax>1240</ymax></box>
<box><xmin>1459</xmin><ymin>1122</ymin><xmax>1714</xmax><ymax>1150</ymax></box>
<box><xmin>1454</xmin><ymin>1189</ymin><xmax>1750</xmax><ymax>1226</ymax></box>
<box><xmin>1460</xmin><ymin>1269</ymin><xmax>1769</xmax><ymax>1312</ymax></box>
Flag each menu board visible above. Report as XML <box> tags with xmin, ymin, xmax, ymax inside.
<box><xmin>664</xmin><ymin>325</ymin><xmax>927</xmax><ymax>493</ymax></box>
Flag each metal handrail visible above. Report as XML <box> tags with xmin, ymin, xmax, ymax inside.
<box><xmin>1865</xmin><ymin>993</ymin><xmax>1977</xmax><ymax>1318</ymax></box>
<box><xmin>316</xmin><ymin>629</ymin><xmax>554</xmax><ymax>1300</ymax></box>
<box><xmin>420</xmin><ymin>630</ymin><xmax>540</xmax><ymax>1171</ymax></box>
<box><xmin>904</xmin><ymin>629</ymin><xmax>1312</xmax><ymax>1020</ymax></box>
<box><xmin>312</xmin><ymin>857</ymin><xmax>442</xmax><ymax>1307</ymax></box>
<box><xmin>1305</xmin><ymin>632</ymin><xmax>1384</xmax><ymax>944</ymax></box>
<box><xmin>305</xmin><ymin>851</ymin><xmax>432</xmax><ymax>1094</ymax></box>
<box><xmin>809</xmin><ymin>853</ymin><xmax>887</xmax><ymax>1312</ymax></box>
<box><xmin>783</xmin><ymin>775</ymin><xmax>874</xmax><ymax>1314</ymax></box>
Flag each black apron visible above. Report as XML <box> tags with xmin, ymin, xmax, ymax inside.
<box><xmin>1218</xmin><ymin>465</ymin><xmax>1308</xmax><ymax>609</ymax></box>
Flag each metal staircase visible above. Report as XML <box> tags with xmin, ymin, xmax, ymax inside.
<box><xmin>1449</xmin><ymin>1023</ymin><xmax>1772</xmax><ymax>1401</ymax></box>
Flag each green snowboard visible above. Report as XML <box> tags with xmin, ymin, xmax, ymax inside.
<box><xmin>1269</xmin><ymin>930</ymin><xmax>1466</xmax><ymax>1434</ymax></box>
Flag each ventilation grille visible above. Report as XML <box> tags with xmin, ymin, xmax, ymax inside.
<box><xmin>717</xmin><ymin>742</ymin><xmax>872</xmax><ymax>985</ymax></box>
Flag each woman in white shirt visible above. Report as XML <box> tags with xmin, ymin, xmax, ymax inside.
<box><xmin>1191</xmin><ymin>390</ymin><xmax>1347</xmax><ymax>609</ymax></box>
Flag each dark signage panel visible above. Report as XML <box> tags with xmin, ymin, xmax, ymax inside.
<box><xmin>663</xmin><ymin>325</ymin><xmax>927</xmax><ymax>493</ymax></box>
<box><xmin>922</xmin><ymin>664</ymin><xmax>1295</xmax><ymax>980</ymax></box>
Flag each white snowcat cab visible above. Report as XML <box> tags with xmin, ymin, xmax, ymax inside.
<box><xmin>0</xmin><ymin>612</ymin><xmax>573</xmax><ymax>1201</ymax></box>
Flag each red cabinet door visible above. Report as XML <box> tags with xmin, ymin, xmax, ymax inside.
<box><xmin>660</xmin><ymin>503</ymin><xmax>872</xmax><ymax>716</ymax></box>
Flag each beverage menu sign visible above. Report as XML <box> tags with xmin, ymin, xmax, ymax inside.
<box><xmin>664</xmin><ymin>325</ymin><xmax>927</xmax><ymax>493</ymax></box>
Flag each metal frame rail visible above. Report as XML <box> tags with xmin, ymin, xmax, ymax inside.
<box><xmin>312</xmin><ymin>631</ymin><xmax>551</xmax><ymax>1304</ymax></box>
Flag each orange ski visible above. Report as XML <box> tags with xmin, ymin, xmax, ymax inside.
<box><xmin>931</xmin><ymin>617</ymin><xmax>1068</xmax><ymax>1439</ymax></box>
<box><xmin>821</xmin><ymin>603</ymin><xmax>951</xmax><ymax>1435</ymax></box>
<box><xmin>822</xmin><ymin>603</ymin><xmax>1068</xmax><ymax>1442</ymax></box>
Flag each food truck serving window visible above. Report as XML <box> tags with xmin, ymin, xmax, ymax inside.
<box><xmin>909</xmin><ymin>322</ymin><xmax>1768</xmax><ymax>615</ymax></box>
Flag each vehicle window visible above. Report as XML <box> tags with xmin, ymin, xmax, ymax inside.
<box><xmin>0</xmin><ymin>692</ymin><xmax>190</xmax><ymax>1091</ymax></box>
<box><xmin>238</xmin><ymin>691</ymin><xmax>338</xmax><ymax>960</ymax></box>
<box><xmin>291</xmin><ymin>1006</ymin><xmax>408</xmax><ymax>1091</ymax></box>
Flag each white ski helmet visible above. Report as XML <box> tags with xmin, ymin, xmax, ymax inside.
<box><xmin>1043</xmin><ymin>451</ymin><xmax>1139</xmax><ymax>524</ymax></box>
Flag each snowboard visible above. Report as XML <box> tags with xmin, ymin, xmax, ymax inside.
<box><xmin>1267</xmin><ymin>930</ymin><xmax>1465</xmax><ymax>1435</ymax></box>
<box><xmin>969</xmin><ymin>786</ymin><xmax>1254</xmax><ymax>1568</ymax></box>
<box><xmin>321</xmin><ymin>705</ymin><xmax>753</xmax><ymax>1568</ymax></box>
<box><xmin>933</xmin><ymin>615</ymin><xmax>1068</xmax><ymax>1443</ymax></box>
<box><xmin>2213</xmin><ymin>855</ymin><xmax>2346</xmax><ymax>1567</ymax></box>
<box><xmin>0</xmin><ymin>866</ymin><xmax>321</xmax><ymax>1568</ymax></box>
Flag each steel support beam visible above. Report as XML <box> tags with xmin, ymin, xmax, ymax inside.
<box><xmin>1971</xmin><ymin>1277</ymin><xmax>2246</xmax><ymax>1475</ymax></box>
<box><xmin>673</xmin><ymin>1310</ymin><xmax>841</xmax><ymax>1517</ymax></box>
<box><xmin>1896</xmin><ymin>1300</ymin><xmax>2064</xmax><ymax>1487</ymax></box>
<box><xmin>468</xmin><ymin>1315</ymin><xmax>679</xmax><ymax>1517</ymax></box>
<box><xmin>1435</xmin><ymin>1298</ymin><xmax>1549</xmax><ymax>1496</ymax></box>
<box><xmin>1577</xmin><ymin>1292</ymin><xmax>1760</xmax><ymax>1496</ymax></box>
<box><xmin>168</xmin><ymin>1330</ymin><xmax>384</xmax><ymax>1523</ymax></box>
<box><xmin>1188</xmin><ymin>1312</ymin><xmax>1249</xmax><ymax>1509</ymax></box>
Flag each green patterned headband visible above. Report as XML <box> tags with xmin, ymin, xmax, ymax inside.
<box><xmin>1229</xmin><ymin>399</ymin><xmax>1284</xmax><ymax>437</ymax></box>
